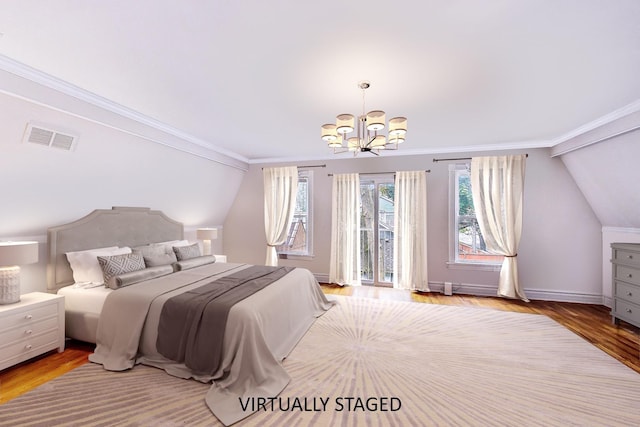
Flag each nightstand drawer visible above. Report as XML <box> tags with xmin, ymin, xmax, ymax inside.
<box><xmin>615</xmin><ymin>281</ymin><xmax>640</xmax><ymax>306</ymax></box>
<box><xmin>0</xmin><ymin>329</ymin><xmax>60</xmax><ymax>368</ymax></box>
<box><xmin>0</xmin><ymin>303</ymin><xmax>59</xmax><ymax>330</ymax></box>
<box><xmin>614</xmin><ymin>264</ymin><xmax>640</xmax><ymax>286</ymax></box>
<box><xmin>0</xmin><ymin>316</ymin><xmax>59</xmax><ymax>349</ymax></box>
<box><xmin>613</xmin><ymin>248</ymin><xmax>640</xmax><ymax>268</ymax></box>
<box><xmin>0</xmin><ymin>292</ymin><xmax>65</xmax><ymax>372</ymax></box>
<box><xmin>613</xmin><ymin>299</ymin><xmax>640</xmax><ymax>326</ymax></box>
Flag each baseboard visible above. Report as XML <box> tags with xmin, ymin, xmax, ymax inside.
<box><xmin>315</xmin><ymin>274</ymin><xmax>605</xmax><ymax>305</ymax></box>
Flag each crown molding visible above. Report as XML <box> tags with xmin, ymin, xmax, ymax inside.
<box><xmin>551</xmin><ymin>99</ymin><xmax>640</xmax><ymax>157</ymax></box>
<box><xmin>0</xmin><ymin>54</ymin><xmax>249</xmax><ymax>170</ymax></box>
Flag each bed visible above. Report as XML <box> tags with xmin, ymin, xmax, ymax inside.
<box><xmin>47</xmin><ymin>207</ymin><xmax>334</xmax><ymax>426</ymax></box>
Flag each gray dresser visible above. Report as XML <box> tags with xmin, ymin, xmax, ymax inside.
<box><xmin>611</xmin><ymin>243</ymin><xmax>640</xmax><ymax>328</ymax></box>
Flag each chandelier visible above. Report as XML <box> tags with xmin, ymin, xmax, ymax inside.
<box><xmin>321</xmin><ymin>81</ymin><xmax>407</xmax><ymax>155</ymax></box>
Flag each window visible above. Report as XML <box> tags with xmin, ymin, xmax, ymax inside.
<box><xmin>360</xmin><ymin>176</ymin><xmax>395</xmax><ymax>286</ymax></box>
<box><xmin>449</xmin><ymin>164</ymin><xmax>502</xmax><ymax>268</ymax></box>
<box><xmin>277</xmin><ymin>169</ymin><xmax>313</xmax><ymax>258</ymax></box>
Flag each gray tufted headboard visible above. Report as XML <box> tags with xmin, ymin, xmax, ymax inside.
<box><xmin>47</xmin><ymin>206</ymin><xmax>184</xmax><ymax>292</ymax></box>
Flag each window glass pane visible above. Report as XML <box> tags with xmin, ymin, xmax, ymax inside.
<box><xmin>455</xmin><ymin>170</ymin><xmax>503</xmax><ymax>264</ymax></box>
<box><xmin>360</xmin><ymin>182</ymin><xmax>375</xmax><ymax>281</ymax></box>
<box><xmin>378</xmin><ymin>183</ymin><xmax>394</xmax><ymax>283</ymax></box>
<box><xmin>277</xmin><ymin>171</ymin><xmax>312</xmax><ymax>255</ymax></box>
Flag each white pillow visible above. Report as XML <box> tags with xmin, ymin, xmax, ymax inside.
<box><xmin>66</xmin><ymin>246</ymin><xmax>132</xmax><ymax>284</ymax></box>
<box><xmin>152</xmin><ymin>239</ymin><xmax>189</xmax><ymax>247</ymax></box>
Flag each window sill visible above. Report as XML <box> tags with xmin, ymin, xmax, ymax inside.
<box><xmin>278</xmin><ymin>253</ymin><xmax>314</xmax><ymax>261</ymax></box>
<box><xmin>446</xmin><ymin>262</ymin><xmax>501</xmax><ymax>272</ymax></box>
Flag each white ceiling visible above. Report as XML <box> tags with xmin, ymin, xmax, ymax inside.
<box><xmin>0</xmin><ymin>0</ymin><xmax>639</xmax><ymax>163</ymax></box>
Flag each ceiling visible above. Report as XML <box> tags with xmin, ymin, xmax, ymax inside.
<box><xmin>0</xmin><ymin>0</ymin><xmax>639</xmax><ymax>163</ymax></box>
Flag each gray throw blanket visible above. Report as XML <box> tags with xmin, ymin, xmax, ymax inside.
<box><xmin>156</xmin><ymin>265</ymin><xmax>294</xmax><ymax>375</ymax></box>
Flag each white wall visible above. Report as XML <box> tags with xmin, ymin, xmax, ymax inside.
<box><xmin>224</xmin><ymin>148</ymin><xmax>603</xmax><ymax>303</ymax></box>
<box><xmin>557</xmin><ymin>122</ymin><xmax>640</xmax><ymax>306</ymax></box>
<box><xmin>0</xmin><ymin>92</ymin><xmax>245</xmax><ymax>294</ymax></box>
<box><xmin>558</xmin><ymin>130</ymin><xmax>640</xmax><ymax>228</ymax></box>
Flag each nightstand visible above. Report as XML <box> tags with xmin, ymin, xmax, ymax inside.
<box><xmin>0</xmin><ymin>292</ymin><xmax>65</xmax><ymax>371</ymax></box>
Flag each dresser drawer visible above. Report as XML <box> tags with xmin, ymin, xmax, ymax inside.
<box><xmin>613</xmin><ymin>298</ymin><xmax>640</xmax><ymax>326</ymax></box>
<box><xmin>0</xmin><ymin>302</ymin><xmax>59</xmax><ymax>330</ymax></box>
<box><xmin>613</xmin><ymin>248</ymin><xmax>640</xmax><ymax>268</ymax></box>
<box><xmin>615</xmin><ymin>281</ymin><xmax>640</xmax><ymax>306</ymax></box>
<box><xmin>0</xmin><ymin>316</ymin><xmax>59</xmax><ymax>350</ymax></box>
<box><xmin>0</xmin><ymin>329</ymin><xmax>60</xmax><ymax>368</ymax></box>
<box><xmin>613</xmin><ymin>264</ymin><xmax>640</xmax><ymax>286</ymax></box>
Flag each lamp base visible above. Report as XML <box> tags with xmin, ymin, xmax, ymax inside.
<box><xmin>0</xmin><ymin>266</ymin><xmax>21</xmax><ymax>305</ymax></box>
<box><xmin>202</xmin><ymin>240</ymin><xmax>212</xmax><ymax>256</ymax></box>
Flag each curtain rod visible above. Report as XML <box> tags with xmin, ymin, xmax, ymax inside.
<box><xmin>328</xmin><ymin>170</ymin><xmax>431</xmax><ymax>177</ymax></box>
<box><xmin>433</xmin><ymin>154</ymin><xmax>528</xmax><ymax>163</ymax></box>
<box><xmin>262</xmin><ymin>164</ymin><xmax>326</xmax><ymax>170</ymax></box>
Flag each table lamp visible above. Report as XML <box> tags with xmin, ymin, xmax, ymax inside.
<box><xmin>0</xmin><ymin>241</ymin><xmax>39</xmax><ymax>304</ymax></box>
<box><xmin>196</xmin><ymin>228</ymin><xmax>218</xmax><ymax>256</ymax></box>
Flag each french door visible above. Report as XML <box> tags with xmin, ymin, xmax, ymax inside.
<box><xmin>360</xmin><ymin>177</ymin><xmax>395</xmax><ymax>286</ymax></box>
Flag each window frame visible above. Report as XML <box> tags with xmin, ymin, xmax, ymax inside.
<box><xmin>277</xmin><ymin>169</ymin><xmax>314</xmax><ymax>260</ymax></box>
<box><xmin>447</xmin><ymin>163</ymin><xmax>502</xmax><ymax>271</ymax></box>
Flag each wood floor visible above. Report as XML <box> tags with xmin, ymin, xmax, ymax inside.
<box><xmin>1</xmin><ymin>286</ymin><xmax>638</xmax><ymax>405</ymax></box>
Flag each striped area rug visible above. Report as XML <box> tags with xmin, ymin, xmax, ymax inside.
<box><xmin>2</xmin><ymin>296</ymin><xmax>640</xmax><ymax>426</ymax></box>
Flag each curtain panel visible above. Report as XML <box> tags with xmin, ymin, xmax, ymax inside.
<box><xmin>393</xmin><ymin>170</ymin><xmax>429</xmax><ymax>291</ymax></box>
<box><xmin>329</xmin><ymin>173</ymin><xmax>361</xmax><ymax>286</ymax></box>
<box><xmin>470</xmin><ymin>155</ymin><xmax>527</xmax><ymax>301</ymax></box>
<box><xmin>263</xmin><ymin>166</ymin><xmax>298</xmax><ymax>266</ymax></box>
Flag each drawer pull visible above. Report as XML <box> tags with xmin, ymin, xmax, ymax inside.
<box><xmin>626</xmin><ymin>308</ymin><xmax>633</xmax><ymax>314</ymax></box>
<box><xmin>628</xmin><ymin>274</ymin><xmax>633</xmax><ymax>279</ymax></box>
<box><xmin>25</xmin><ymin>344</ymin><xmax>33</xmax><ymax>350</ymax></box>
<box><xmin>25</xmin><ymin>329</ymin><xmax>33</xmax><ymax>335</ymax></box>
<box><xmin>629</xmin><ymin>255</ymin><xmax>634</xmax><ymax>259</ymax></box>
<box><xmin>628</xmin><ymin>292</ymin><xmax>633</xmax><ymax>297</ymax></box>
<box><xmin>25</xmin><ymin>314</ymin><xmax>33</xmax><ymax>320</ymax></box>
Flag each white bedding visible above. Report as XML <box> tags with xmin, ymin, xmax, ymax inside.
<box><xmin>86</xmin><ymin>262</ymin><xmax>334</xmax><ymax>426</ymax></box>
<box><xmin>58</xmin><ymin>284</ymin><xmax>112</xmax><ymax>317</ymax></box>
<box><xmin>57</xmin><ymin>284</ymin><xmax>113</xmax><ymax>343</ymax></box>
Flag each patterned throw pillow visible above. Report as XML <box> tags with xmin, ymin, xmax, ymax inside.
<box><xmin>98</xmin><ymin>253</ymin><xmax>146</xmax><ymax>285</ymax></box>
<box><xmin>173</xmin><ymin>243</ymin><xmax>201</xmax><ymax>261</ymax></box>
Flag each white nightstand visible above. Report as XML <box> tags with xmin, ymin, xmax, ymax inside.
<box><xmin>0</xmin><ymin>292</ymin><xmax>65</xmax><ymax>371</ymax></box>
<box><xmin>214</xmin><ymin>254</ymin><xmax>227</xmax><ymax>263</ymax></box>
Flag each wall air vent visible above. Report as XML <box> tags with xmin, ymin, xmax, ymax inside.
<box><xmin>23</xmin><ymin>123</ymin><xmax>78</xmax><ymax>151</ymax></box>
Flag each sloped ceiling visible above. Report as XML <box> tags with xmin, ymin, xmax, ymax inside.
<box><xmin>0</xmin><ymin>0</ymin><xmax>639</xmax><ymax>163</ymax></box>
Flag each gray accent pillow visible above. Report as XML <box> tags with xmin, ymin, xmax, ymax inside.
<box><xmin>98</xmin><ymin>253</ymin><xmax>146</xmax><ymax>285</ymax></box>
<box><xmin>143</xmin><ymin>252</ymin><xmax>178</xmax><ymax>267</ymax></box>
<box><xmin>133</xmin><ymin>244</ymin><xmax>174</xmax><ymax>258</ymax></box>
<box><xmin>173</xmin><ymin>255</ymin><xmax>216</xmax><ymax>271</ymax></box>
<box><xmin>173</xmin><ymin>243</ymin><xmax>201</xmax><ymax>261</ymax></box>
<box><xmin>107</xmin><ymin>265</ymin><xmax>174</xmax><ymax>289</ymax></box>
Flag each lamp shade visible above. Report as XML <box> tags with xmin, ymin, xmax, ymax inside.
<box><xmin>321</xmin><ymin>124</ymin><xmax>338</xmax><ymax>141</ymax></box>
<box><xmin>370</xmin><ymin>135</ymin><xmax>386</xmax><ymax>148</ymax></box>
<box><xmin>328</xmin><ymin>134</ymin><xmax>343</xmax><ymax>148</ymax></box>
<box><xmin>347</xmin><ymin>137</ymin><xmax>360</xmax><ymax>151</ymax></box>
<box><xmin>389</xmin><ymin>117</ymin><xmax>407</xmax><ymax>136</ymax></box>
<box><xmin>336</xmin><ymin>114</ymin><xmax>355</xmax><ymax>134</ymax></box>
<box><xmin>366</xmin><ymin>110</ymin><xmax>386</xmax><ymax>131</ymax></box>
<box><xmin>196</xmin><ymin>228</ymin><xmax>218</xmax><ymax>241</ymax></box>
<box><xmin>0</xmin><ymin>241</ymin><xmax>39</xmax><ymax>266</ymax></box>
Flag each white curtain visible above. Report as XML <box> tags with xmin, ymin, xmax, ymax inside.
<box><xmin>470</xmin><ymin>155</ymin><xmax>528</xmax><ymax>301</ymax></box>
<box><xmin>329</xmin><ymin>173</ymin><xmax>361</xmax><ymax>286</ymax></box>
<box><xmin>263</xmin><ymin>166</ymin><xmax>298</xmax><ymax>266</ymax></box>
<box><xmin>393</xmin><ymin>171</ymin><xmax>429</xmax><ymax>291</ymax></box>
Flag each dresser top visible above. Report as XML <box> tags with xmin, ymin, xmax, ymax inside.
<box><xmin>611</xmin><ymin>242</ymin><xmax>640</xmax><ymax>251</ymax></box>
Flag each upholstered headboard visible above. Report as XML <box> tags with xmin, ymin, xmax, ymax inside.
<box><xmin>47</xmin><ymin>206</ymin><xmax>184</xmax><ymax>292</ymax></box>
